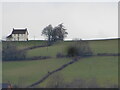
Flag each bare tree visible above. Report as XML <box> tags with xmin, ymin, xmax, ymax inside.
<box><xmin>42</xmin><ymin>23</ymin><xmax>68</xmax><ymax>43</ymax></box>
<box><xmin>42</xmin><ymin>24</ymin><xmax>53</xmax><ymax>45</ymax></box>
<box><xmin>52</xmin><ymin>23</ymin><xmax>68</xmax><ymax>42</ymax></box>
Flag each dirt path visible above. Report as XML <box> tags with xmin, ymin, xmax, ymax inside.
<box><xmin>26</xmin><ymin>57</ymin><xmax>80</xmax><ymax>88</ymax></box>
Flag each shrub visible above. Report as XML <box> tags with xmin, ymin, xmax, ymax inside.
<box><xmin>67</xmin><ymin>46</ymin><xmax>79</xmax><ymax>57</ymax></box>
<box><xmin>66</xmin><ymin>40</ymin><xmax>93</xmax><ymax>57</ymax></box>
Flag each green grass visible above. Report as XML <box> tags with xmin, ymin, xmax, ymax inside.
<box><xmin>3</xmin><ymin>58</ymin><xmax>70</xmax><ymax>86</ymax></box>
<box><xmin>2</xmin><ymin>39</ymin><xmax>119</xmax><ymax>87</ymax></box>
<box><xmin>26</xmin><ymin>42</ymin><xmax>69</xmax><ymax>58</ymax></box>
<box><xmin>2</xmin><ymin>40</ymin><xmax>47</xmax><ymax>49</ymax></box>
<box><xmin>88</xmin><ymin>39</ymin><xmax>118</xmax><ymax>54</ymax></box>
<box><xmin>60</xmin><ymin>56</ymin><xmax>118</xmax><ymax>87</ymax></box>
<box><xmin>40</xmin><ymin>56</ymin><xmax>118</xmax><ymax>87</ymax></box>
<box><xmin>3</xmin><ymin>39</ymin><xmax>118</xmax><ymax>58</ymax></box>
<box><xmin>3</xmin><ymin>56</ymin><xmax>118</xmax><ymax>87</ymax></box>
<box><xmin>26</xmin><ymin>39</ymin><xmax>118</xmax><ymax>58</ymax></box>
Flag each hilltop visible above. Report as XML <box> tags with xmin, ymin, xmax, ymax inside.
<box><xmin>2</xmin><ymin>38</ymin><xmax>119</xmax><ymax>88</ymax></box>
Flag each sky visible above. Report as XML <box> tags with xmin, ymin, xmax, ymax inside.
<box><xmin>1</xmin><ymin>1</ymin><xmax>118</xmax><ymax>40</ymax></box>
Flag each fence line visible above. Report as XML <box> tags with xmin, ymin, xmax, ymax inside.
<box><xmin>26</xmin><ymin>57</ymin><xmax>80</xmax><ymax>88</ymax></box>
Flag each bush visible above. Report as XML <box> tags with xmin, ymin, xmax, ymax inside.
<box><xmin>2</xmin><ymin>42</ymin><xmax>26</xmax><ymax>61</ymax></box>
<box><xmin>67</xmin><ymin>46</ymin><xmax>79</xmax><ymax>57</ymax></box>
<box><xmin>67</xmin><ymin>40</ymin><xmax>93</xmax><ymax>57</ymax></box>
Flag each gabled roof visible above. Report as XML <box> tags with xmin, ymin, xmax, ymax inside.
<box><xmin>6</xmin><ymin>34</ymin><xmax>12</xmax><ymax>38</ymax></box>
<box><xmin>12</xmin><ymin>28</ymin><xmax>28</xmax><ymax>34</ymax></box>
<box><xmin>6</xmin><ymin>28</ymin><xmax>29</xmax><ymax>39</ymax></box>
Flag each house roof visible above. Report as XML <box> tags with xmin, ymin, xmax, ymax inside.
<box><xmin>12</xmin><ymin>28</ymin><xmax>28</xmax><ymax>34</ymax></box>
<box><xmin>6</xmin><ymin>34</ymin><xmax>12</xmax><ymax>38</ymax></box>
<box><xmin>6</xmin><ymin>28</ymin><xmax>29</xmax><ymax>38</ymax></box>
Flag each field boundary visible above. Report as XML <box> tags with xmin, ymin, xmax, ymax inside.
<box><xmin>26</xmin><ymin>57</ymin><xmax>80</xmax><ymax>88</ymax></box>
<box><xmin>20</xmin><ymin>44</ymin><xmax>50</xmax><ymax>52</ymax></box>
<box><xmin>3</xmin><ymin>53</ymin><xmax>119</xmax><ymax>62</ymax></box>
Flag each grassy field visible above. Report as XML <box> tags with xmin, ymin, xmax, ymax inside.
<box><xmin>26</xmin><ymin>42</ymin><xmax>68</xmax><ymax>58</ymax></box>
<box><xmin>3</xmin><ymin>58</ymin><xmax>70</xmax><ymax>87</ymax></box>
<box><xmin>2</xmin><ymin>40</ymin><xmax>47</xmax><ymax>49</ymax></box>
<box><xmin>88</xmin><ymin>39</ymin><xmax>118</xmax><ymax>54</ymax></box>
<box><xmin>26</xmin><ymin>39</ymin><xmax>118</xmax><ymax>58</ymax></box>
<box><xmin>3</xmin><ymin>56</ymin><xmax>118</xmax><ymax>87</ymax></box>
<box><xmin>2</xmin><ymin>39</ymin><xmax>119</xmax><ymax>87</ymax></box>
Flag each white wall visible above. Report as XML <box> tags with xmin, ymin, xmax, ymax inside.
<box><xmin>12</xmin><ymin>33</ymin><xmax>28</xmax><ymax>41</ymax></box>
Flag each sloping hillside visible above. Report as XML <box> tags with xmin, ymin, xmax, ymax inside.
<box><xmin>2</xmin><ymin>39</ymin><xmax>119</xmax><ymax>88</ymax></box>
<box><xmin>26</xmin><ymin>39</ymin><xmax>118</xmax><ymax>58</ymax></box>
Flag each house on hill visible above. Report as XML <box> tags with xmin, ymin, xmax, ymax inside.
<box><xmin>6</xmin><ymin>28</ymin><xmax>29</xmax><ymax>41</ymax></box>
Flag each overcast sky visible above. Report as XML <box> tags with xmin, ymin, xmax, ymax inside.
<box><xmin>2</xmin><ymin>2</ymin><xmax>118</xmax><ymax>40</ymax></box>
